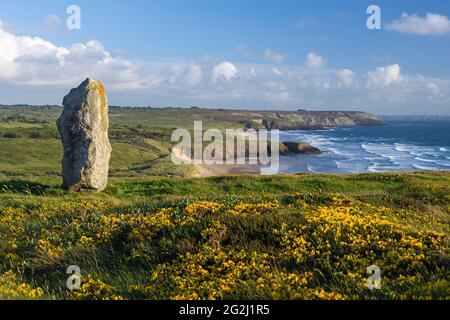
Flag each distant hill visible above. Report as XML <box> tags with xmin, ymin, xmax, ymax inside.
<box><xmin>0</xmin><ymin>105</ymin><xmax>383</xmax><ymax>177</ymax></box>
<box><xmin>0</xmin><ymin>105</ymin><xmax>384</xmax><ymax>130</ymax></box>
<box><xmin>222</xmin><ymin>109</ymin><xmax>384</xmax><ymax>130</ymax></box>
<box><xmin>112</xmin><ymin>107</ymin><xmax>384</xmax><ymax>129</ymax></box>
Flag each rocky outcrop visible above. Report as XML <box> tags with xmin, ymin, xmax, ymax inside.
<box><xmin>280</xmin><ymin>142</ymin><xmax>321</xmax><ymax>155</ymax></box>
<box><xmin>57</xmin><ymin>78</ymin><xmax>112</xmax><ymax>191</ymax></box>
<box><xmin>239</xmin><ymin>111</ymin><xmax>384</xmax><ymax>130</ymax></box>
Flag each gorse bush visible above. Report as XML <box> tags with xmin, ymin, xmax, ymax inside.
<box><xmin>0</xmin><ymin>177</ymin><xmax>448</xmax><ymax>300</ymax></box>
<box><xmin>0</xmin><ymin>271</ymin><xmax>44</xmax><ymax>300</ymax></box>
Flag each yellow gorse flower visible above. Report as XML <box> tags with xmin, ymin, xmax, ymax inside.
<box><xmin>0</xmin><ymin>271</ymin><xmax>44</xmax><ymax>300</ymax></box>
<box><xmin>1</xmin><ymin>189</ymin><xmax>448</xmax><ymax>300</ymax></box>
<box><xmin>70</xmin><ymin>275</ymin><xmax>124</xmax><ymax>300</ymax></box>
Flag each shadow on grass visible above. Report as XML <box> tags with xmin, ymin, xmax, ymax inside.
<box><xmin>0</xmin><ymin>179</ymin><xmax>60</xmax><ymax>196</ymax></box>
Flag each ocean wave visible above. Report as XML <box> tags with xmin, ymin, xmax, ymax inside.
<box><xmin>280</xmin><ymin>133</ymin><xmax>332</xmax><ymax>148</ymax></box>
<box><xmin>394</xmin><ymin>143</ymin><xmax>436</xmax><ymax>154</ymax></box>
<box><xmin>334</xmin><ymin>160</ymin><xmax>352</xmax><ymax>171</ymax></box>
<box><xmin>413</xmin><ymin>164</ymin><xmax>440</xmax><ymax>171</ymax></box>
<box><xmin>367</xmin><ymin>163</ymin><xmax>402</xmax><ymax>172</ymax></box>
<box><xmin>334</xmin><ymin>160</ymin><xmax>369</xmax><ymax>173</ymax></box>
<box><xmin>415</xmin><ymin>157</ymin><xmax>437</xmax><ymax>163</ymax></box>
<box><xmin>328</xmin><ymin>147</ymin><xmax>357</xmax><ymax>158</ymax></box>
<box><xmin>279</xmin><ymin>124</ymin><xmax>450</xmax><ymax>174</ymax></box>
<box><xmin>415</xmin><ymin>157</ymin><xmax>450</xmax><ymax>167</ymax></box>
<box><xmin>307</xmin><ymin>164</ymin><xmax>318</xmax><ymax>173</ymax></box>
<box><xmin>394</xmin><ymin>144</ymin><xmax>409</xmax><ymax>152</ymax></box>
<box><xmin>362</xmin><ymin>143</ymin><xmax>412</xmax><ymax>164</ymax></box>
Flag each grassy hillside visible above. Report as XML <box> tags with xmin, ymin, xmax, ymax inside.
<box><xmin>0</xmin><ymin>138</ymin><xmax>190</xmax><ymax>177</ymax></box>
<box><xmin>0</xmin><ymin>105</ymin><xmax>383</xmax><ymax>177</ymax></box>
<box><xmin>0</xmin><ymin>107</ymin><xmax>208</xmax><ymax>177</ymax></box>
<box><xmin>0</xmin><ymin>172</ymin><xmax>449</xmax><ymax>300</ymax></box>
<box><xmin>0</xmin><ymin>105</ymin><xmax>448</xmax><ymax>300</ymax></box>
<box><xmin>0</xmin><ymin>106</ymin><xmax>261</xmax><ymax>177</ymax></box>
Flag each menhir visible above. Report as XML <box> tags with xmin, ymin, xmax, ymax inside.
<box><xmin>57</xmin><ymin>78</ymin><xmax>112</xmax><ymax>191</ymax></box>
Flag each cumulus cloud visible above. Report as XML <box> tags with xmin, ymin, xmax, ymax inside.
<box><xmin>272</xmin><ymin>68</ymin><xmax>282</xmax><ymax>76</ymax></box>
<box><xmin>0</xmin><ymin>24</ymin><xmax>449</xmax><ymax>113</ymax></box>
<box><xmin>338</xmin><ymin>69</ymin><xmax>354</xmax><ymax>87</ymax></box>
<box><xmin>212</xmin><ymin>61</ymin><xmax>237</xmax><ymax>81</ymax></box>
<box><xmin>184</xmin><ymin>65</ymin><xmax>203</xmax><ymax>87</ymax></box>
<box><xmin>262</xmin><ymin>49</ymin><xmax>285</xmax><ymax>64</ymax></box>
<box><xmin>367</xmin><ymin>64</ymin><xmax>401</xmax><ymax>88</ymax></box>
<box><xmin>305</xmin><ymin>52</ymin><xmax>327</xmax><ymax>69</ymax></box>
<box><xmin>386</xmin><ymin>13</ymin><xmax>450</xmax><ymax>35</ymax></box>
<box><xmin>0</xmin><ymin>25</ymin><xmax>150</xmax><ymax>89</ymax></box>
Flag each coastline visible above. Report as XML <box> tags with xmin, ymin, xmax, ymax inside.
<box><xmin>191</xmin><ymin>163</ymin><xmax>260</xmax><ymax>177</ymax></box>
<box><xmin>171</xmin><ymin>146</ymin><xmax>261</xmax><ymax>177</ymax></box>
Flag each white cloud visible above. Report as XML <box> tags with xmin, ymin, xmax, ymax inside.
<box><xmin>212</xmin><ymin>61</ymin><xmax>237</xmax><ymax>81</ymax></box>
<box><xmin>305</xmin><ymin>52</ymin><xmax>327</xmax><ymax>69</ymax></box>
<box><xmin>427</xmin><ymin>82</ymin><xmax>440</xmax><ymax>94</ymax></box>
<box><xmin>184</xmin><ymin>65</ymin><xmax>203</xmax><ymax>87</ymax></box>
<box><xmin>0</xmin><ymin>24</ymin><xmax>449</xmax><ymax>113</ymax></box>
<box><xmin>262</xmin><ymin>49</ymin><xmax>285</xmax><ymax>64</ymax></box>
<box><xmin>367</xmin><ymin>64</ymin><xmax>401</xmax><ymax>87</ymax></box>
<box><xmin>338</xmin><ymin>69</ymin><xmax>354</xmax><ymax>87</ymax></box>
<box><xmin>44</xmin><ymin>15</ymin><xmax>63</xmax><ymax>30</ymax></box>
<box><xmin>0</xmin><ymin>25</ymin><xmax>148</xmax><ymax>89</ymax></box>
<box><xmin>386</xmin><ymin>13</ymin><xmax>450</xmax><ymax>35</ymax></box>
<box><xmin>272</xmin><ymin>68</ymin><xmax>282</xmax><ymax>76</ymax></box>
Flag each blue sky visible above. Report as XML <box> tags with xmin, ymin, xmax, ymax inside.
<box><xmin>0</xmin><ymin>0</ymin><xmax>449</xmax><ymax>114</ymax></box>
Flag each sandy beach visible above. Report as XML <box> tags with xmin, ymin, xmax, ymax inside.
<box><xmin>172</xmin><ymin>146</ymin><xmax>260</xmax><ymax>177</ymax></box>
<box><xmin>191</xmin><ymin>162</ymin><xmax>260</xmax><ymax>177</ymax></box>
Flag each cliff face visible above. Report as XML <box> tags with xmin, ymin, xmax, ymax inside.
<box><xmin>237</xmin><ymin>111</ymin><xmax>383</xmax><ymax>130</ymax></box>
<box><xmin>280</xmin><ymin>142</ymin><xmax>321</xmax><ymax>155</ymax></box>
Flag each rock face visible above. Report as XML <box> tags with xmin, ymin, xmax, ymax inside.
<box><xmin>237</xmin><ymin>111</ymin><xmax>384</xmax><ymax>130</ymax></box>
<box><xmin>280</xmin><ymin>142</ymin><xmax>321</xmax><ymax>155</ymax></box>
<box><xmin>57</xmin><ymin>78</ymin><xmax>112</xmax><ymax>191</ymax></box>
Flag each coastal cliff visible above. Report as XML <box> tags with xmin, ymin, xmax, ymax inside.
<box><xmin>280</xmin><ymin>142</ymin><xmax>321</xmax><ymax>155</ymax></box>
<box><xmin>236</xmin><ymin>110</ymin><xmax>383</xmax><ymax>130</ymax></box>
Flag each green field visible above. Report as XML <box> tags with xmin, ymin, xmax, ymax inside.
<box><xmin>0</xmin><ymin>106</ymin><xmax>264</xmax><ymax>177</ymax></box>
<box><xmin>0</xmin><ymin>172</ymin><xmax>449</xmax><ymax>300</ymax></box>
<box><xmin>0</xmin><ymin>105</ymin><xmax>382</xmax><ymax>177</ymax></box>
<box><xmin>0</xmin><ymin>106</ymin><xmax>449</xmax><ymax>300</ymax></box>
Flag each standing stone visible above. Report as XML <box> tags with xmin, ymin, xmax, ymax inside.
<box><xmin>57</xmin><ymin>78</ymin><xmax>112</xmax><ymax>191</ymax></box>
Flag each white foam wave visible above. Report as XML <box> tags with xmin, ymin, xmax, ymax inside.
<box><xmin>413</xmin><ymin>164</ymin><xmax>440</xmax><ymax>171</ymax></box>
<box><xmin>415</xmin><ymin>157</ymin><xmax>437</xmax><ymax>163</ymax></box>
<box><xmin>280</xmin><ymin>129</ymin><xmax>450</xmax><ymax>174</ymax></box>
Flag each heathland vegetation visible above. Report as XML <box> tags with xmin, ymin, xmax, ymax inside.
<box><xmin>0</xmin><ymin>105</ymin><xmax>448</xmax><ymax>300</ymax></box>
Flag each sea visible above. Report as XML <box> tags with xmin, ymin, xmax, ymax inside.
<box><xmin>278</xmin><ymin>119</ymin><xmax>450</xmax><ymax>174</ymax></box>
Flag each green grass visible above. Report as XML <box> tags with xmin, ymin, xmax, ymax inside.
<box><xmin>1</xmin><ymin>171</ymin><xmax>448</xmax><ymax>209</ymax></box>
<box><xmin>0</xmin><ymin>105</ymin><xmax>448</xmax><ymax>300</ymax></box>
<box><xmin>0</xmin><ymin>106</ymin><xmax>255</xmax><ymax>178</ymax></box>
<box><xmin>0</xmin><ymin>123</ymin><xmax>43</xmax><ymax>129</ymax></box>
<box><xmin>0</xmin><ymin>172</ymin><xmax>448</xmax><ymax>300</ymax></box>
<box><xmin>0</xmin><ymin>138</ymin><xmax>190</xmax><ymax>177</ymax></box>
